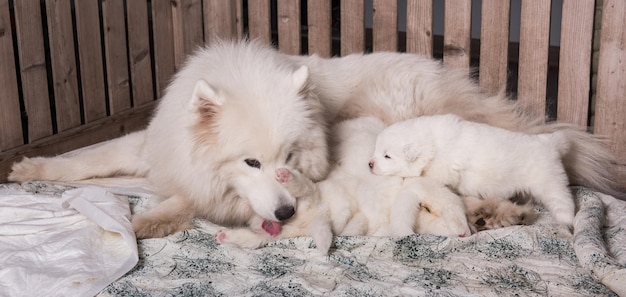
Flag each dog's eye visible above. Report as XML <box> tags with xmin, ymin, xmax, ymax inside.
<box><xmin>285</xmin><ymin>152</ymin><xmax>294</xmax><ymax>163</ymax></box>
<box><xmin>475</xmin><ymin>218</ymin><xmax>486</xmax><ymax>226</ymax></box>
<box><xmin>384</xmin><ymin>155</ymin><xmax>391</xmax><ymax>159</ymax></box>
<box><xmin>244</xmin><ymin>158</ymin><xmax>261</xmax><ymax>169</ymax></box>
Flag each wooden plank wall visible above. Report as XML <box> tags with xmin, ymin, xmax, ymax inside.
<box><xmin>0</xmin><ymin>0</ymin><xmax>624</xmax><ymax>182</ymax></box>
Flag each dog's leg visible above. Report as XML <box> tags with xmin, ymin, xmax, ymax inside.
<box><xmin>9</xmin><ymin>131</ymin><xmax>149</xmax><ymax>182</ymax></box>
<box><xmin>132</xmin><ymin>194</ymin><xmax>195</xmax><ymax>239</ymax></box>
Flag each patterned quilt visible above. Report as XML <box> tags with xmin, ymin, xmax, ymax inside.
<box><xmin>2</xmin><ymin>181</ymin><xmax>625</xmax><ymax>296</ymax></box>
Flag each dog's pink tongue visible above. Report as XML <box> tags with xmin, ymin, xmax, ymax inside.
<box><xmin>262</xmin><ymin>220</ymin><xmax>282</xmax><ymax>236</ymax></box>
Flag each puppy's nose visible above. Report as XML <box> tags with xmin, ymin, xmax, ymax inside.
<box><xmin>368</xmin><ymin>161</ymin><xmax>374</xmax><ymax>169</ymax></box>
<box><xmin>275</xmin><ymin>205</ymin><xmax>295</xmax><ymax>221</ymax></box>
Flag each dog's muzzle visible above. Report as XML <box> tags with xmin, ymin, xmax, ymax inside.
<box><xmin>275</xmin><ymin>205</ymin><xmax>295</xmax><ymax>221</ymax></box>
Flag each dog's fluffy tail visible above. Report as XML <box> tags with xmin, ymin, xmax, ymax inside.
<box><xmin>8</xmin><ymin>131</ymin><xmax>149</xmax><ymax>182</ymax></box>
<box><xmin>527</xmin><ymin>123</ymin><xmax>625</xmax><ymax>200</ymax></box>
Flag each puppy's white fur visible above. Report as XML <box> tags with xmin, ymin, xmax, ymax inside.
<box><xmin>216</xmin><ymin>117</ymin><xmax>471</xmax><ymax>253</ymax></box>
<box><xmin>370</xmin><ymin>114</ymin><xmax>575</xmax><ymax>226</ymax></box>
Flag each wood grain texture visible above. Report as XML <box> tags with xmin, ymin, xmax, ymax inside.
<box><xmin>443</xmin><ymin>0</ymin><xmax>471</xmax><ymax>70</ymax></box>
<box><xmin>0</xmin><ymin>0</ymin><xmax>23</xmax><ymax>151</ymax></box>
<box><xmin>127</xmin><ymin>0</ymin><xmax>155</xmax><ymax>106</ymax></box>
<box><xmin>406</xmin><ymin>0</ymin><xmax>433</xmax><ymax>57</ymax></box>
<box><xmin>307</xmin><ymin>0</ymin><xmax>332</xmax><ymax>57</ymax></box>
<box><xmin>340</xmin><ymin>0</ymin><xmax>365</xmax><ymax>55</ymax></box>
<box><xmin>102</xmin><ymin>0</ymin><xmax>131</xmax><ymax>115</ymax></box>
<box><xmin>372</xmin><ymin>0</ymin><xmax>397</xmax><ymax>52</ymax></box>
<box><xmin>203</xmin><ymin>0</ymin><xmax>240</xmax><ymax>44</ymax></box>
<box><xmin>595</xmin><ymin>0</ymin><xmax>626</xmax><ymax>170</ymax></box>
<box><xmin>556</xmin><ymin>0</ymin><xmax>594</xmax><ymax>126</ymax></box>
<box><xmin>247</xmin><ymin>0</ymin><xmax>271</xmax><ymax>45</ymax></box>
<box><xmin>517</xmin><ymin>0</ymin><xmax>551</xmax><ymax>119</ymax></box>
<box><xmin>277</xmin><ymin>0</ymin><xmax>301</xmax><ymax>55</ymax></box>
<box><xmin>12</xmin><ymin>0</ymin><xmax>53</xmax><ymax>141</ymax></box>
<box><xmin>45</xmin><ymin>0</ymin><xmax>81</xmax><ymax>132</ymax></box>
<box><xmin>479</xmin><ymin>0</ymin><xmax>510</xmax><ymax>95</ymax></box>
<box><xmin>151</xmin><ymin>0</ymin><xmax>176</xmax><ymax>98</ymax></box>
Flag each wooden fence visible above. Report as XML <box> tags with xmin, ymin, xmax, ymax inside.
<box><xmin>0</xmin><ymin>0</ymin><xmax>625</xmax><ymax>181</ymax></box>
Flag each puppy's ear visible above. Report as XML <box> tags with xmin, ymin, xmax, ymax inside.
<box><xmin>190</xmin><ymin>79</ymin><xmax>224</xmax><ymax>110</ymax></box>
<box><xmin>292</xmin><ymin>65</ymin><xmax>309</xmax><ymax>91</ymax></box>
<box><xmin>403</xmin><ymin>143</ymin><xmax>420</xmax><ymax>162</ymax></box>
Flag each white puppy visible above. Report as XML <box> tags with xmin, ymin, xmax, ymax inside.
<box><xmin>215</xmin><ymin>117</ymin><xmax>471</xmax><ymax>253</ymax></box>
<box><xmin>369</xmin><ymin>114</ymin><xmax>574</xmax><ymax>226</ymax></box>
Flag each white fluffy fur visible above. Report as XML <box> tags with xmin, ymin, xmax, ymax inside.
<box><xmin>216</xmin><ymin>117</ymin><xmax>471</xmax><ymax>253</ymax></box>
<box><xmin>8</xmin><ymin>40</ymin><xmax>621</xmax><ymax>243</ymax></box>
<box><xmin>370</xmin><ymin>114</ymin><xmax>575</xmax><ymax>226</ymax></box>
<box><xmin>9</xmin><ymin>41</ymin><xmax>330</xmax><ymax>239</ymax></box>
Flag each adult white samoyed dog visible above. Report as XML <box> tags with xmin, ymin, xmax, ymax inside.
<box><xmin>9</xmin><ymin>40</ymin><xmax>622</xmax><ymax>241</ymax></box>
<box><xmin>9</xmin><ymin>41</ymin><xmax>330</xmax><ymax>239</ymax></box>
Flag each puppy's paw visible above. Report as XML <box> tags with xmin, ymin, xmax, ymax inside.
<box><xmin>213</xmin><ymin>228</ymin><xmax>270</xmax><ymax>249</ymax></box>
<box><xmin>8</xmin><ymin>157</ymin><xmax>46</xmax><ymax>182</ymax></box>
<box><xmin>214</xmin><ymin>231</ymin><xmax>227</xmax><ymax>243</ymax></box>
<box><xmin>276</xmin><ymin>168</ymin><xmax>291</xmax><ymax>184</ymax></box>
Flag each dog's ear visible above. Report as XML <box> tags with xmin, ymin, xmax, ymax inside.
<box><xmin>292</xmin><ymin>65</ymin><xmax>309</xmax><ymax>91</ymax></box>
<box><xmin>403</xmin><ymin>143</ymin><xmax>420</xmax><ymax>162</ymax></box>
<box><xmin>190</xmin><ymin>79</ymin><xmax>224</xmax><ymax>109</ymax></box>
<box><xmin>404</xmin><ymin>142</ymin><xmax>433</xmax><ymax>176</ymax></box>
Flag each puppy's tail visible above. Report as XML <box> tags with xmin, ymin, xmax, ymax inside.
<box><xmin>529</xmin><ymin>123</ymin><xmax>625</xmax><ymax>200</ymax></box>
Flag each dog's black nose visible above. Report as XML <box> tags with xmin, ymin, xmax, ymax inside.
<box><xmin>275</xmin><ymin>205</ymin><xmax>295</xmax><ymax>221</ymax></box>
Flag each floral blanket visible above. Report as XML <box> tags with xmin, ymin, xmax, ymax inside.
<box><xmin>2</xmin><ymin>181</ymin><xmax>625</xmax><ymax>296</ymax></box>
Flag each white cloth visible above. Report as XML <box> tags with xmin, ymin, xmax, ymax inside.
<box><xmin>0</xmin><ymin>186</ymin><xmax>138</xmax><ymax>297</ymax></box>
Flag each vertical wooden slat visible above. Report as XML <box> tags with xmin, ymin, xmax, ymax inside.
<box><xmin>247</xmin><ymin>0</ymin><xmax>271</xmax><ymax>45</ymax></box>
<box><xmin>172</xmin><ymin>0</ymin><xmax>203</xmax><ymax>68</ymax></box>
<box><xmin>443</xmin><ymin>0</ymin><xmax>472</xmax><ymax>69</ymax></box>
<box><xmin>127</xmin><ymin>0</ymin><xmax>154</xmax><ymax>106</ymax></box>
<box><xmin>13</xmin><ymin>0</ymin><xmax>52</xmax><ymax>141</ymax></box>
<box><xmin>0</xmin><ymin>0</ymin><xmax>23</xmax><ymax>150</ymax></box>
<box><xmin>556</xmin><ymin>0</ymin><xmax>595</xmax><ymax>126</ymax></box>
<box><xmin>277</xmin><ymin>0</ymin><xmax>301</xmax><ymax>55</ymax></box>
<box><xmin>479</xmin><ymin>0</ymin><xmax>510</xmax><ymax>95</ymax></box>
<box><xmin>45</xmin><ymin>0</ymin><xmax>81</xmax><ymax>132</ymax></box>
<box><xmin>595</xmin><ymin>0</ymin><xmax>626</xmax><ymax>174</ymax></box>
<box><xmin>306</xmin><ymin>0</ymin><xmax>331</xmax><ymax>57</ymax></box>
<box><xmin>74</xmin><ymin>0</ymin><xmax>107</xmax><ymax>123</ymax></box>
<box><xmin>151</xmin><ymin>0</ymin><xmax>176</xmax><ymax>97</ymax></box>
<box><xmin>517</xmin><ymin>0</ymin><xmax>551</xmax><ymax>119</ymax></box>
<box><xmin>102</xmin><ymin>0</ymin><xmax>131</xmax><ymax>114</ymax></box>
<box><xmin>406</xmin><ymin>0</ymin><xmax>433</xmax><ymax>57</ymax></box>
<box><xmin>372</xmin><ymin>0</ymin><xmax>397</xmax><ymax>52</ymax></box>
<box><xmin>204</xmin><ymin>0</ymin><xmax>239</xmax><ymax>44</ymax></box>
<box><xmin>340</xmin><ymin>0</ymin><xmax>365</xmax><ymax>55</ymax></box>
<box><xmin>235</xmin><ymin>0</ymin><xmax>244</xmax><ymax>39</ymax></box>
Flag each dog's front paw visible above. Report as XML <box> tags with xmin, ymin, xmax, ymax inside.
<box><xmin>8</xmin><ymin>157</ymin><xmax>46</xmax><ymax>182</ymax></box>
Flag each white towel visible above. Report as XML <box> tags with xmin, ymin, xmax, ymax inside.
<box><xmin>0</xmin><ymin>186</ymin><xmax>138</xmax><ymax>297</ymax></box>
